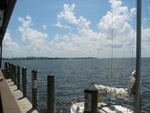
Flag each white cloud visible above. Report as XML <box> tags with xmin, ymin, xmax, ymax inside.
<box><xmin>54</xmin><ymin>21</ymin><xmax>70</xmax><ymax>29</ymax></box>
<box><xmin>96</xmin><ymin>0</ymin><xmax>137</xmax><ymax>55</ymax></box>
<box><xmin>130</xmin><ymin>8</ymin><xmax>136</xmax><ymax>15</ymax></box>
<box><xmin>57</xmin><ymin>4</ymin><xmax>77</xmax><ymax>24</ymax></box>
<box><xmin>98</xmin><ymin>0</ymin><xmax>130</xmax><ymax>35</ymax></box>
<box><xmin>18</xmin><ymin>15</ymin><xmax>32</xmax><ymax>28</ymax></box>
<box><xmin>17</xmin><ymin>15</ymin><xmax>49</xmax><ymax>56</ymax></box>
<box><xmin>77</xmin><ymin>16</ymin><xmax>91</xmax><ymax>30</ymax></box>
<box><xmin>3</xmin><ymin>16</ymin><xmax>54</xmax><ymax>57</ymax></box>
<box><xmin>3</xmin><ymin>0</ymin><xmax>150</xmax><ymax>58</ymax></box>
<box><xmin>43</xmin><ymin>25</ymin><xmax>47</xmax><ymax>29</ymax></box>
<box><xmin>52</xmin><ymin>1</ymin><xmax>149</xmax><ymax>58</ymax></box>
<box><xmin>3</xmin><ymin>32</ymin><xmax>21</xmax><ymax>57</ymax></box>
<box><xmin>56</xmin><ymin>4</ymin><xmax>91</xmax><ymax>30</ymax></box>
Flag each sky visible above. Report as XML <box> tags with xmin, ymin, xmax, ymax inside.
<box><xmin>3</xmin><ymin>0</ymin><xmax>150</xmax><ymax>58</ymax></box>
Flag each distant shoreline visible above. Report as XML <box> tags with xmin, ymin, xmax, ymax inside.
<box><xmin>2</xmin><ymin>57</ymin><xmax>150</xmax><ymax>60</ymax></box>
<box><xmin>2</xmin><ymin>57</ymin><xmax>97</xmax><ymax>60</ymax></box>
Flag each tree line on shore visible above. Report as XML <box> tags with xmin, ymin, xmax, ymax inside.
<box><xmin>3</xmin><ymin>57</ymin><xmax>97</xmax><ymax>60</ymax></box>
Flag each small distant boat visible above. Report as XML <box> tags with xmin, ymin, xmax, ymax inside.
<box><xmin>70</xmin><ymin>0</ymin><xmax>142</xmax><ymax>112</ymax></box>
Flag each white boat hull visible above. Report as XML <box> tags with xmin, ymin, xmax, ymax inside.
<box><xmin>70</xmin><ymin>102</ymin><xmax>133</xmax><ymax>113</ymax></box>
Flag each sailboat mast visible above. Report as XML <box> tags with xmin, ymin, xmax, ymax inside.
<box><xmin>135</xmin><ymin>0</ymin><xmax>142</xmax><ymax>112</ymax></box>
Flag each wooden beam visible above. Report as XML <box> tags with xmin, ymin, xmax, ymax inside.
<box><xmin>1</xmin><ymin>0</ymin><xmax>17</xmax><ymax>40</ymax></box>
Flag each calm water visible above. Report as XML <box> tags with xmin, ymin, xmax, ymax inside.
<box><xmin>2</xmin><ymin>58</ymin><xmax>150</xmax><ymax>113</ymax></box>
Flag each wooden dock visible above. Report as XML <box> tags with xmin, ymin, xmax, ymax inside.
<box><xmin>0</xmin><ymin>69</ymin><xmax>38</xmax><ymax>113</ymax></box>
<box><xmin>6</xmin><ymin>79</ymin><xmax>38</xmax><ymax>113</ymax></box>
<box><xmin>1</xmin><ymin>62</ymin><xmax>55</xmax><ymax>113</ymax></box>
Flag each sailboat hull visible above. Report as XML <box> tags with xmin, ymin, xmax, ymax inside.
<box><xmin>70</xmin><ymin>102</ymin><xmax>133</xmax><ymax>113</ymax></box>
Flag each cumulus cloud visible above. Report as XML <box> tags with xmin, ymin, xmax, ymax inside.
<box><xmin>95</xmin><ymin>0</ymin><xmax>137</xmax><ymax>57</ymax></box>
<box><xmin>17</xmin><ymin>15</ymin><xmax>49</xmax><ymax>56</ymax></box>
<box><xmin>56</xmin><ymin>4</ymin><xmax>91</xmax><ymax>30</ymax></box>
<box><xmin>57</xmin><ymin>4</ymin><xmax>77</xmax><ymax>24</ymax></box>
<box><xmin>54</xmin><ymin>21</ymin><xmax>70</xmax><ymax>29</ymax></box>
<box><xmin>3</xmin><ymin>0</ymin><xmax>150</xmax><ymax>58</ymax></box>
<box><xmin>98</xmin><ymin>0</ymin><xmax>130</xmax><ymax>36</ymax></box>
<box><xmin>3</xmin><ymin>32</ymin><xmax>21</xmax><ymax>57</ymax></box>
<box><xmin>3</xmin><ymin>16</ymin><xmax>50</xmax><ymax>57</ymax></box>
<box><xmin>18</xmin><ymin>15</ymin><xmax>32</xmax><ymax>28</ymax></box>
<box><xmin>53</xmin><ymin>1</ymin><xmax>149</xmax><ymax>58</ymax></box>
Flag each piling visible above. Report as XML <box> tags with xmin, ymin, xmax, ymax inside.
<box><xmin>22</xmin><ymin>67</ymin><xmax>27</xmax><ymax>97</ymax></box>
<box><xmin>3</xmin><ymin>62</ymin><xmax>7</xmax><ymax>78</ymax></box>
<box><xmin>32</xmin><ymin>69</ymin><xmax>37</xmax><ymax>109</ymax></box>
<box><xmin>4</xmin><ymin>62</ymin><xmax>8</xmax><ymax>78</ymax></box>
<box><xmin>14</xmin><ymin>65</ymin><xmax>17</xmax><ymax>85</ymax></box>
<box><xmin>11</xmin><ymin>64</ymin><xmax>14</xmax><ymax>81</ymax></box>
<box><xmin>84</xmin><ymin>84</ymin><xmax>98</xmax><ymax>113</ymax></box>
<box><xmin>47</xmin><ymin>75</ymin><xmax>55</xmax><ymax>113</ymax></box>
<box><xmin>17</xmin><ymin>66</ymin><xmax>20</xmax><ymax>89</ymax></box>
<box><xmin>7</xmin><ymin>62</ymin><xmax>10</xmax><ymax>78</ymax></box>
<box><xmin>9</xmin><ymin>63</ymin><xmax>12</xmax><ymax>80</ymax></box>
<box><xmin>4</xmin><ymin>62</ymin><xmax>7</xmax><ymax>69</ymax></box>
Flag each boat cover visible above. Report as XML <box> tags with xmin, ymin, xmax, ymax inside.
<box><xmin>94</xmin><ymin>70</ymin><xmax>136</xmax><ymax>100</ymax></box>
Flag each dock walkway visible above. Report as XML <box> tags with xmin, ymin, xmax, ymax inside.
<box><xmin>6</xmin><ymin>79</ymin><xmax>38</xmax><ymax>113</ymax></box>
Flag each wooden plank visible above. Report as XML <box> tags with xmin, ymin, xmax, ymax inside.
<box><xmin>6</xmin><ymin>79</ymin><xmax>38</xmax><ymax>113</ymax></box>
<box><xmin>0</xmin><ymin>70</ymin><xmax>21</xmax><ymax>113</ymax></box>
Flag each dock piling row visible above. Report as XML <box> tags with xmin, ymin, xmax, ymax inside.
<box><xmin>3</xmin><ymin>62</ymin><xmax>55</xmax><ymax>112</ymax></box>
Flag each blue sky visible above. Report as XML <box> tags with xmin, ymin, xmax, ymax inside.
<box><xmin>3</xmin><ymin>0</ymin><xmax>150</xmax><ymax>58</ymax></box>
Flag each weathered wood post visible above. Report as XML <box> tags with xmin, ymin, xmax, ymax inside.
<box><xmin>9</xmin><ymin>63</ymin><xmax>12</xmax><ymax>80</ymax></box>
<box><xmin>12</xmin><ymin>64</ymin><xmax>14</xmax><ymax>82</ymax></box>
<box><xmin>22</xmin><ymin>67</ymin><xmax>27</xmax><ymax>97</ymax></box>
<box><xmin>17</xmin><ymin>66</ymin><xmax>20</xmax><ymax>90</ymax></box>
<box><xmin>47</xmin><ymin>74</ymin><xmax>55</xmax><ymax>113</ymax></box>
<box><xmin>7</xmin><ymin>62</ymin><xmax>10</xmax><ymax>78</ymax></box>
<box><xmin>2</xmin><ymin>62</ymin><xmax>7</xmax><ymax>78</ymax></box>
<box><xmin>84</xmin><ymin>84</ymin><xmax>98</xmax><ymax>113</ymax></box>
<box><xmin>32</xmin><ymin>69</ymin><xmax>37</xmax><ymax>109</ymax></box>
<box><xmin>14</xmin><ymin>65</ymin><xmax>17</xmax><ymax>85</ymax></box>
<box><xmin>4</xmin><ymin>62</ymin><xmax>7</xmax><ymax>69</ymax></box>
<box><xmin>4</xmin><ymin>62</ymin><xmax>7</xmax><ymax>78</ymax></box>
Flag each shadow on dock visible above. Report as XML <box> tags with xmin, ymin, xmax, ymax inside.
<box><xmin>0</xmin><ymin>69</ymin><xmax>38</xmax><ymax>113</ymax></box>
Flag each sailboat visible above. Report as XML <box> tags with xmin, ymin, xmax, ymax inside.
<box><xmin>70</xmin><ymin>0</ymin><xmax>142</xmax><ymax>112</ymax></box>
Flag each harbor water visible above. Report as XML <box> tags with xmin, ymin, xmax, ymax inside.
<box><xmin>3</xmin><ymin>58</ymin><xmax>150</xmax><ymax>113</ymax></box>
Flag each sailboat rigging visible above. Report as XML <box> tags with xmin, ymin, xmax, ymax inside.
<box><xmin>70</xmin><ymin>0</ymin><xmax>142</xmax><ymax>112</ymax></box>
